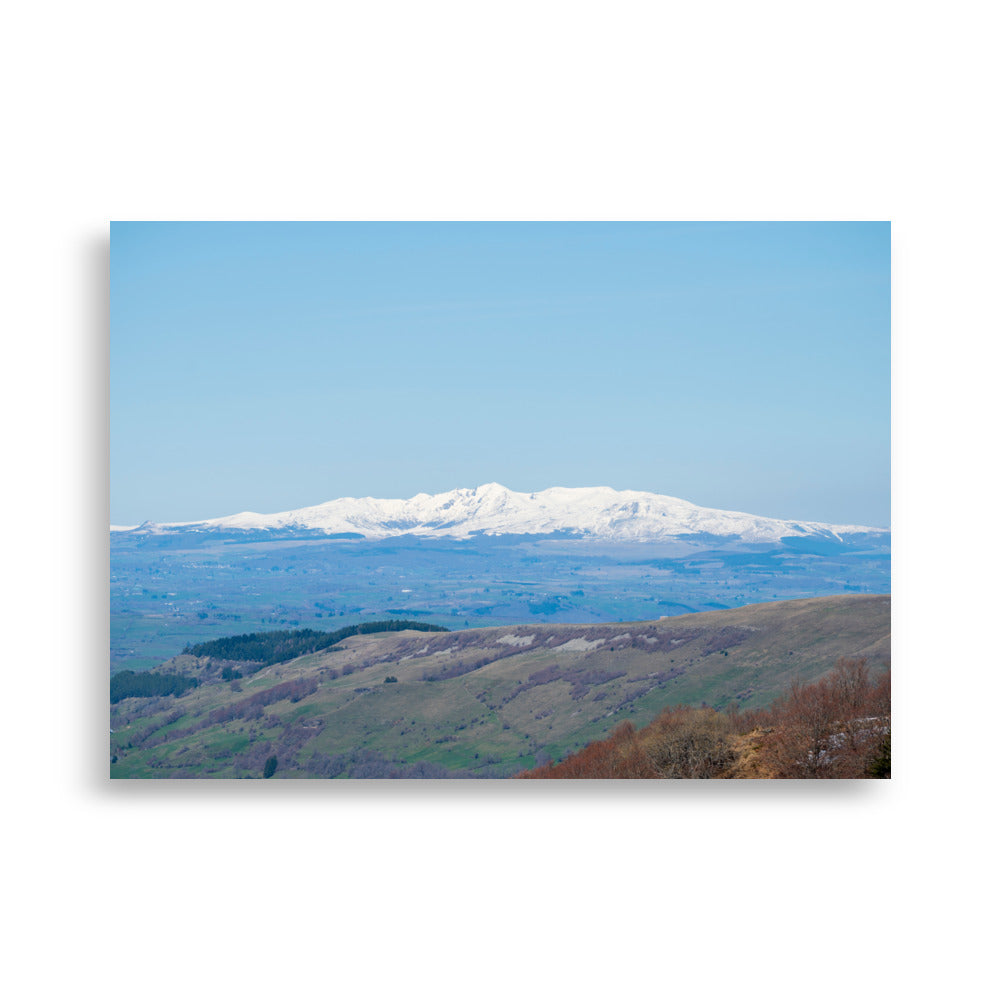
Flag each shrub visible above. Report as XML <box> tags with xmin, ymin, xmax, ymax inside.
<box><xmin>642</xmin><ymin>707</ymin><xmax>735</xmax><ymax>778</ymax></box>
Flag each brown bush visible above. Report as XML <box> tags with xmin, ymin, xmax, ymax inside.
<box><xmin>639</xmin><ymin>706</ymin><xmax>736</xmax><ymax>778</ymax></box>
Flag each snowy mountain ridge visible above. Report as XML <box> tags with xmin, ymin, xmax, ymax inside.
<box><xmin>112</xmin><ymin>483</ymin><xmax>887</xmax><ymax>544</ymax></box>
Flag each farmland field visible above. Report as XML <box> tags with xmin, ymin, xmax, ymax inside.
<box><xmin>111</xmin><ymin>533</ymin><xmax>890</xmax><ymax>672</ymax></box>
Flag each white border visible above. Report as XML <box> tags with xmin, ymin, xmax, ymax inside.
<box><xmin>5</xmin><ymin>2</ymin><xmax>994</xmax><ymax>996</ymax></box>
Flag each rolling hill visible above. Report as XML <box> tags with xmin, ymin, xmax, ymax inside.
<box><xmin>109</xmin><ymin>593</ymin><xmax>890</xmax><ymax>778</ymax></box>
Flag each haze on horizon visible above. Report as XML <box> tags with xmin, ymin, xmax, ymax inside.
<box><xmin>111</xmin><ymin>222</ymin><xmax>889</xmax><ymax>528</ymax></box>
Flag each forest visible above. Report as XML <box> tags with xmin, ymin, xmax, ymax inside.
<box><xmin>110</xmin><ymin>670</ymin><xmax>199</xmax><ymax>704</ymax></box>
<box><xmin>518</xmin><ymin>657</ymin><xmax>890</xmax><ymax>779</ymax></box>
<box><xmin>181</xmin><ymin>619</ymin><xmax>449</xmax><ymax>671</ymax></box>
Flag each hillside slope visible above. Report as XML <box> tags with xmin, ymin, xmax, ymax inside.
<box><xmin>110</xmin><ymin>594</ymin><xmax>890</xmax><ymax>778</ymax></box>
<box><xmin>519</xmin><ymin>658</ymin><xmax>891</xmax><ymax>779</ymax></box>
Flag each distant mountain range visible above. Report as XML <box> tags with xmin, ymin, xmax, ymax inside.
<box><xmin>112</xmin><ymin>483</ymin><xmax>888</xmax><ymax>545</ymax></box>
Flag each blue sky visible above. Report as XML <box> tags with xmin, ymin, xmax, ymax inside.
<box><xmin>111</xmin><ymin>222</ymin><xmax>889</xmax><ymax>527</ymax></box>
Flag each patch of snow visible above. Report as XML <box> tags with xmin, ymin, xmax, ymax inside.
<box><xmin>552</xmin><ymin>637</ymin><xmax>606</xmax><ymax>653</ymax></box>
<box><xmin>497</xmin><ymin>634</ymin><xmax>535</xmax><ymax>648</ymax></box>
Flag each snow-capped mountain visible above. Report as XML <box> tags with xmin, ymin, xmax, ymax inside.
<box><xmin>113</xmin><ymin>483</ymin><xmax>887</xmax><ymax>544</ymax></box>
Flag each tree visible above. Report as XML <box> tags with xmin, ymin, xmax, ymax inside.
<box><xmin>866</xmin><ymin>731</ymin><xmax>891</xmax><ymax>777</ymax></box>
<box><xmin>263</xmin><ymin>756</ymin><xmax>278</xmax><ymax>778</ymax></box>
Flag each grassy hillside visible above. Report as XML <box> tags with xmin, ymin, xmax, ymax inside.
<box><xmin>109</xmin><ymin>594</ymin><xmax>890</xmax><ymax>778</ymax></box>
